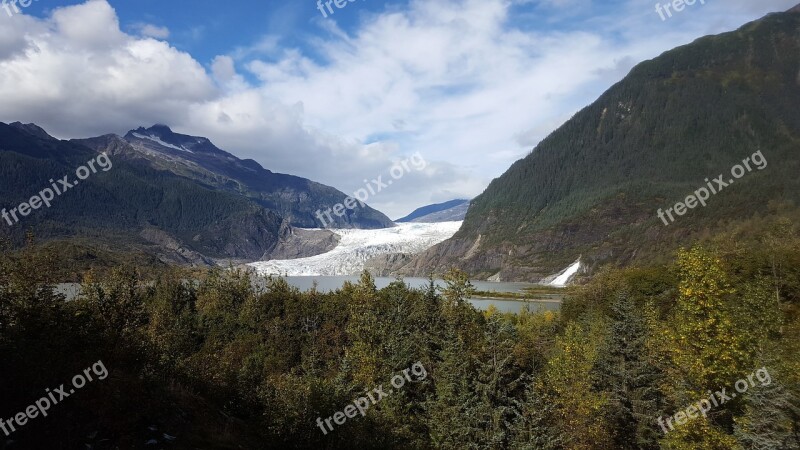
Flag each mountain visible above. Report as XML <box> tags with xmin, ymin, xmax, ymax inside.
<box><xmin>0</xmin><ymin>123</ymin><xmax>392</xmax><ymax>277</ymax></box>
<box><xmin>77</xmin><ymin>125</ymin><xmax>394</xmax><ymax>229</ymax></box>
<box><xmin>0</xmin><ymin>122</ymin><xmax>285</xmax><ymax>269</ymax></box>
<box><xmin>389</xmin><ymin>7</ymin><xmax>800</xmax><ymax>281</ymax></box>
<box><xmin>395</xmin><ymin>199</ymin><xmax>470</xmax><ymax>223</ymax></box>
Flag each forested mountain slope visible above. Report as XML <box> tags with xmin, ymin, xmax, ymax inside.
<box><xmin>0</xmin><ymin>122</ymin><xmax>286</xmax><ymax>270</ymax></box>
<box><xmin>398</xmin><ymin>7</ymin><xmax>800</xmax><ymax>281</ymax></box>
<box><xmin>77</xmin><ymin>125</ymin><xmax>394</xmax><ymax>229</ymax></box>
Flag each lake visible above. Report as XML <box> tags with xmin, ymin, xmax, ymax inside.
<box><xmin>268</xmin><ymin>276</ymin><xmax>562</xmax><ymax>313</ymax></box>
<box><xmin>56</xmin><ymin>276</ymin><xmax>562</xmax><ymax>314</ymax></box>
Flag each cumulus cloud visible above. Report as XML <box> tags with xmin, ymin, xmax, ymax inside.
<box><xmin>131</xmin><ymin>23</ymin><xmax>170</xmax><ymax>39</ymax></box>
<box><xmin>0</xmin><ymin>0</ymin><xmax>794</xmax><ymax>217</ymax></box>
<box><xmin>51</xmin><ymin>0</ymin><xmax>126</xmax><ymax>49</ymax></box>
<box><xmin>0</xmin><ymin>0</ymin><xmax>214</xmax><ymax>138</ymax></box>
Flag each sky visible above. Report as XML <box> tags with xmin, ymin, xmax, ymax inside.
<box><xmin>0</xmin><ymin>0</ymin><xmax>797</xmax><ymax>219</ymax></box>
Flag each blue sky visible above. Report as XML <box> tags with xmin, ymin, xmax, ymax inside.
<box><xmin>0</xmin><ymin>0</ymin><xmax>797</xmax><ymax>218</ymax></box>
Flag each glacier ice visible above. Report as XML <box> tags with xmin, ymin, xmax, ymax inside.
<box><xmin>248</xmin><ymin>221</ymin><xmax>462</xmax><ymax>276</ymax></box>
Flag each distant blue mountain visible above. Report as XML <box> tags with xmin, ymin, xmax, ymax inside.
<box><xmin>396</xmin><ymin>199</ymin><xmax>470</xmax><ymax>223</ymax></box>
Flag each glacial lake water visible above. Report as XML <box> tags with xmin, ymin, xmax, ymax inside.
<box><xmin>265</xmin><ymin>276</ymin><xmax>562</xmax><ymax>314</ymax></box>
<box><xmin>56</xmin><ymin>276</ymin><xmax>562</xmax><ymax>314</ymax></box>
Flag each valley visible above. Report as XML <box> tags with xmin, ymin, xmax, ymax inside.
<box><xmin>2</xmin><ymin>2</ymin><xmax>800</xmax><ymax>449</ymax></box>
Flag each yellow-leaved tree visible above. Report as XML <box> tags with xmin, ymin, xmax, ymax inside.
<box><xmin>658</xmin><ymin>247</ymin><xmax>755</xmax><ymax>448</ymax></box>
<box><xmin>665</xmin><ymin>247</ymin><xmax>750</xmax><ymax>395</ymax></box>
<box><xmin>539</xmin><ymin>320</ymin><xmax>612</xmax><ymax>449</ymax></box>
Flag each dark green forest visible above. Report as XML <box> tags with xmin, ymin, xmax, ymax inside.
<box><xmin>2</xmin><ymin>3</ymin><xmax>799</xmax><ymax>450</ymax></box>
<box><xmin>0</xmin><ymin>122</ymin><xmax>285</xmax><ymax>264</ymax></box>
<box><xmin>427</xmin><ymin>9</ymin><xmax>800</xmax><ymax>280</ymax></box>
<box><xmin>2</xmin><ymin>214</ymin><xmax>799</xmax><ymax>449</ymax></box>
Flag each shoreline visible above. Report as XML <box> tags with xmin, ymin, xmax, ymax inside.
<box><xmin>470</xmin><ymin>296</ymin><xmax>563</xmax><ymax>304</ymax></box>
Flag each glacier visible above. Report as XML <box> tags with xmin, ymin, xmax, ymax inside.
<box><xmin>248</xmin><ymin>221</ymin><xmax>462</xmax><ymax>276</ymax></box>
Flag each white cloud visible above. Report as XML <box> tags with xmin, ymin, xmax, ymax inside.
<box><xmin>0</xmin><ymin>1</ymin><xmax>214</xmax><ymax>138</ymax></box>
<box><xmin>51</xmin><ymin>0</ymin><xmax>126</xmax><ymax>49</ymax></box>
<box><xmin>131</xmin><ymin>23</ymin><xmax>170</xmax><ymax>40</ymax></box>
<box><xmin>0</xmin><ymin>0</ymin><xmax>794</xmax><ymax>218</ymax></box>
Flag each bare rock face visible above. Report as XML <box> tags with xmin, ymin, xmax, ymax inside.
<box><xmin>264</xmin><ymin>227</ymin><xmax>341</xmax><ymax>260</ymax></box>
<box><xmin>364</xmin><ymin>253</ymin><xmax>414</xmax><ymax>277</ymax></box>
<box><xmin>139</xmin><ymin>228</ymin><xmax>215</xmax><ymax>266</ymax></box>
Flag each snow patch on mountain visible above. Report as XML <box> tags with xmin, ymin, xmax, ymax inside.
<box><xmin>249</xmin><ymin>222</ymin><xmax>462</xmax><ymax>276</ymax></box>
<box><xmin>131</xmin><ymin>132</ymin><xmax>193</xmax><ymax>153</ymax></box>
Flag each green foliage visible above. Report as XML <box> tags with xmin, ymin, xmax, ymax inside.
<box><xmin>595</xmin><ymin>292</ymin><xmax>664</xmax><ymax>449</ymax></box>
<box><xmin>734</xmin><ymin>376</ymin><xmax>800</xmax><ymax>449</ymax></box>
<box><xmin>0</xmin><ymin>123</ymin><xmax>285</xmax><ymax>270</ymax></box>
<box><xmin>448</xmin><ymin>11</ymin><xmax>800</xmax><ymax>276</ymax></box>
<box><xmin>3</xmin><ymin>227</ymin><xmax>800</xmax><ymax>448</ymax></box>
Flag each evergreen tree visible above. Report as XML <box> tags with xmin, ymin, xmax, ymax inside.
<box><xmin>734</xmin><ymin>376</ymin><xmax>800</xmax><ymax>449</ymax></box>
<box><xmin>511</xmin><ymin>375</ymin><xmax>563</xmax><ymax>450</ymax></box>
<box><xmin>469</xmin><ymin>314</ymin><xmax>522</xmax><ymax>448</ymax></box>
<box><xmin>595</xmin><ymin>291</ymin><xmax>664</xmax><ymax>449</ymax></box>
<box><xmin>425</xmin><ymin>326</ymin><xmax>480</xmax><ymax>449</ymax></box>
